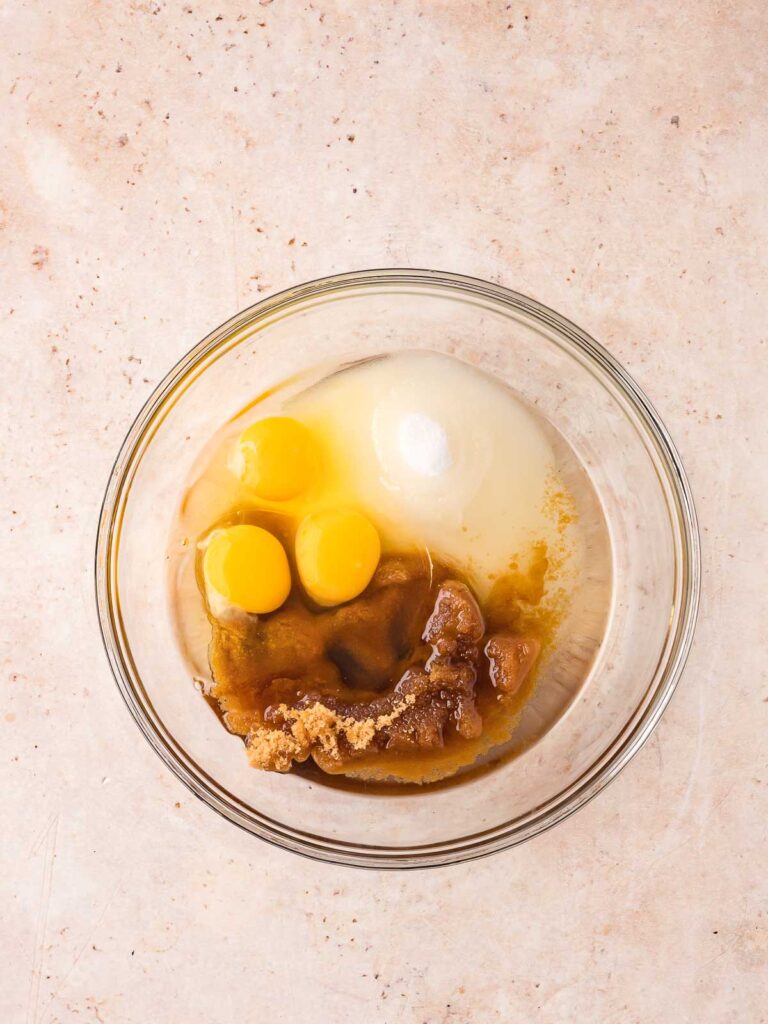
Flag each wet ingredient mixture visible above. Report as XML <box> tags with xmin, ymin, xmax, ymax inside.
<box><xmin>171</xmin><ymin>351</ymin><xmax>588</xmax><ymax>785</ymax></box>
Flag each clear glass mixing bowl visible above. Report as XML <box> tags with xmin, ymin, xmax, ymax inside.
<box><xmin>95</xmin><ymin>270</ymin><xmax>700</xmax><ymax>868</ymax></box>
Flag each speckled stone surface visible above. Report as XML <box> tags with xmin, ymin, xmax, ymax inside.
<box><xmin>2</xmin><ymin>2</ymin><xmax>767</xmax><ymax>1021</ymax></box>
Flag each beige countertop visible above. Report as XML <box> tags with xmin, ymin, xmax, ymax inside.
<box><xmin>2</xmin><ymin>2</ymin><xmax>767</xmax><ymax>1021</ymax></box>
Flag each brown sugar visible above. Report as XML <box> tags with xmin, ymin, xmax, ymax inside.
<box><xmin>205</xmin><ymin>542</ymin><xmax>543</xmax><ymax>780</ymax></box>
<box><xmin>246</xmin><ymin>693</ymin><xmax>418</xmax><ymax>772</ymax></box>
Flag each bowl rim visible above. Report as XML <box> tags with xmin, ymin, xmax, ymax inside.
<box><xmin>95</xmin><ymin>268</ymin><xmax>701</xmax><ymax>869</ymax></box>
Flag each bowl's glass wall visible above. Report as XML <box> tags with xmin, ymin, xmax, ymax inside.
<box><xmin>99</xmin><ymin>273</ymin><xmax>697</xmax><ymax>866</ymax></box>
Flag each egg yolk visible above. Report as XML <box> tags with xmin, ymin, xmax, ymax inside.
<box><xmin>295</xmin><ymin>509</ymin><xmax>381</xmax><ymax>607</ymax></box>
<box><xmin>203</xmin><ymin>524</ymin><xmax>291</xmax><ymax>614</ymax></box>
<box><xmin>236</xmin><ymin>416</ymin><xmax>316</xmax><ymax>501</ymax></box>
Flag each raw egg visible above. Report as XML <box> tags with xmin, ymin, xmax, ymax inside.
<box><xmin>295</xmin><ymin>509</ymin><xmax>380</xmax><ymax>607</ymax></box>
<box><xmin>234</xmin><ymin>416</ymin><xmax>316</xmax><ymax>500</ymax></box>
<box><xmin>203</xmin><ymin>524</ymin><xmax>291</xmax><ymax>614</ymax></box>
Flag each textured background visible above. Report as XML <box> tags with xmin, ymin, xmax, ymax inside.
<box><xmin>2</xmin><ymin>2</ymin><xmax>767</xmax><ymax>1021</ymax></box>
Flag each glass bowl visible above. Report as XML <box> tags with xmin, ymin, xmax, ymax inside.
<box><xmin>95</xmin><ymin>269</ymin><xmax>700</xmax><ymax>868</ymax></box>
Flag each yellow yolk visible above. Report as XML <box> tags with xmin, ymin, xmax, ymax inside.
<box><xmin>295</xmin><ymin>509</ymin><xmax>381</xmax><ymax>607</ymax></box>
<box><xmin>235</xmin><ymin>416</ymin><xmax>316</xmax><ymax>501</ymax></box>
<box><xmin>203</xmin><ymin>524</ymin><xmax>291</xmax><ymax>614</ymax></box>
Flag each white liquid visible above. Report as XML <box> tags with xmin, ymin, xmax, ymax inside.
<box><xmin>290</xmin><ymin>351</ymin><xmax>563</xmax><ymax>598</ymax></box>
